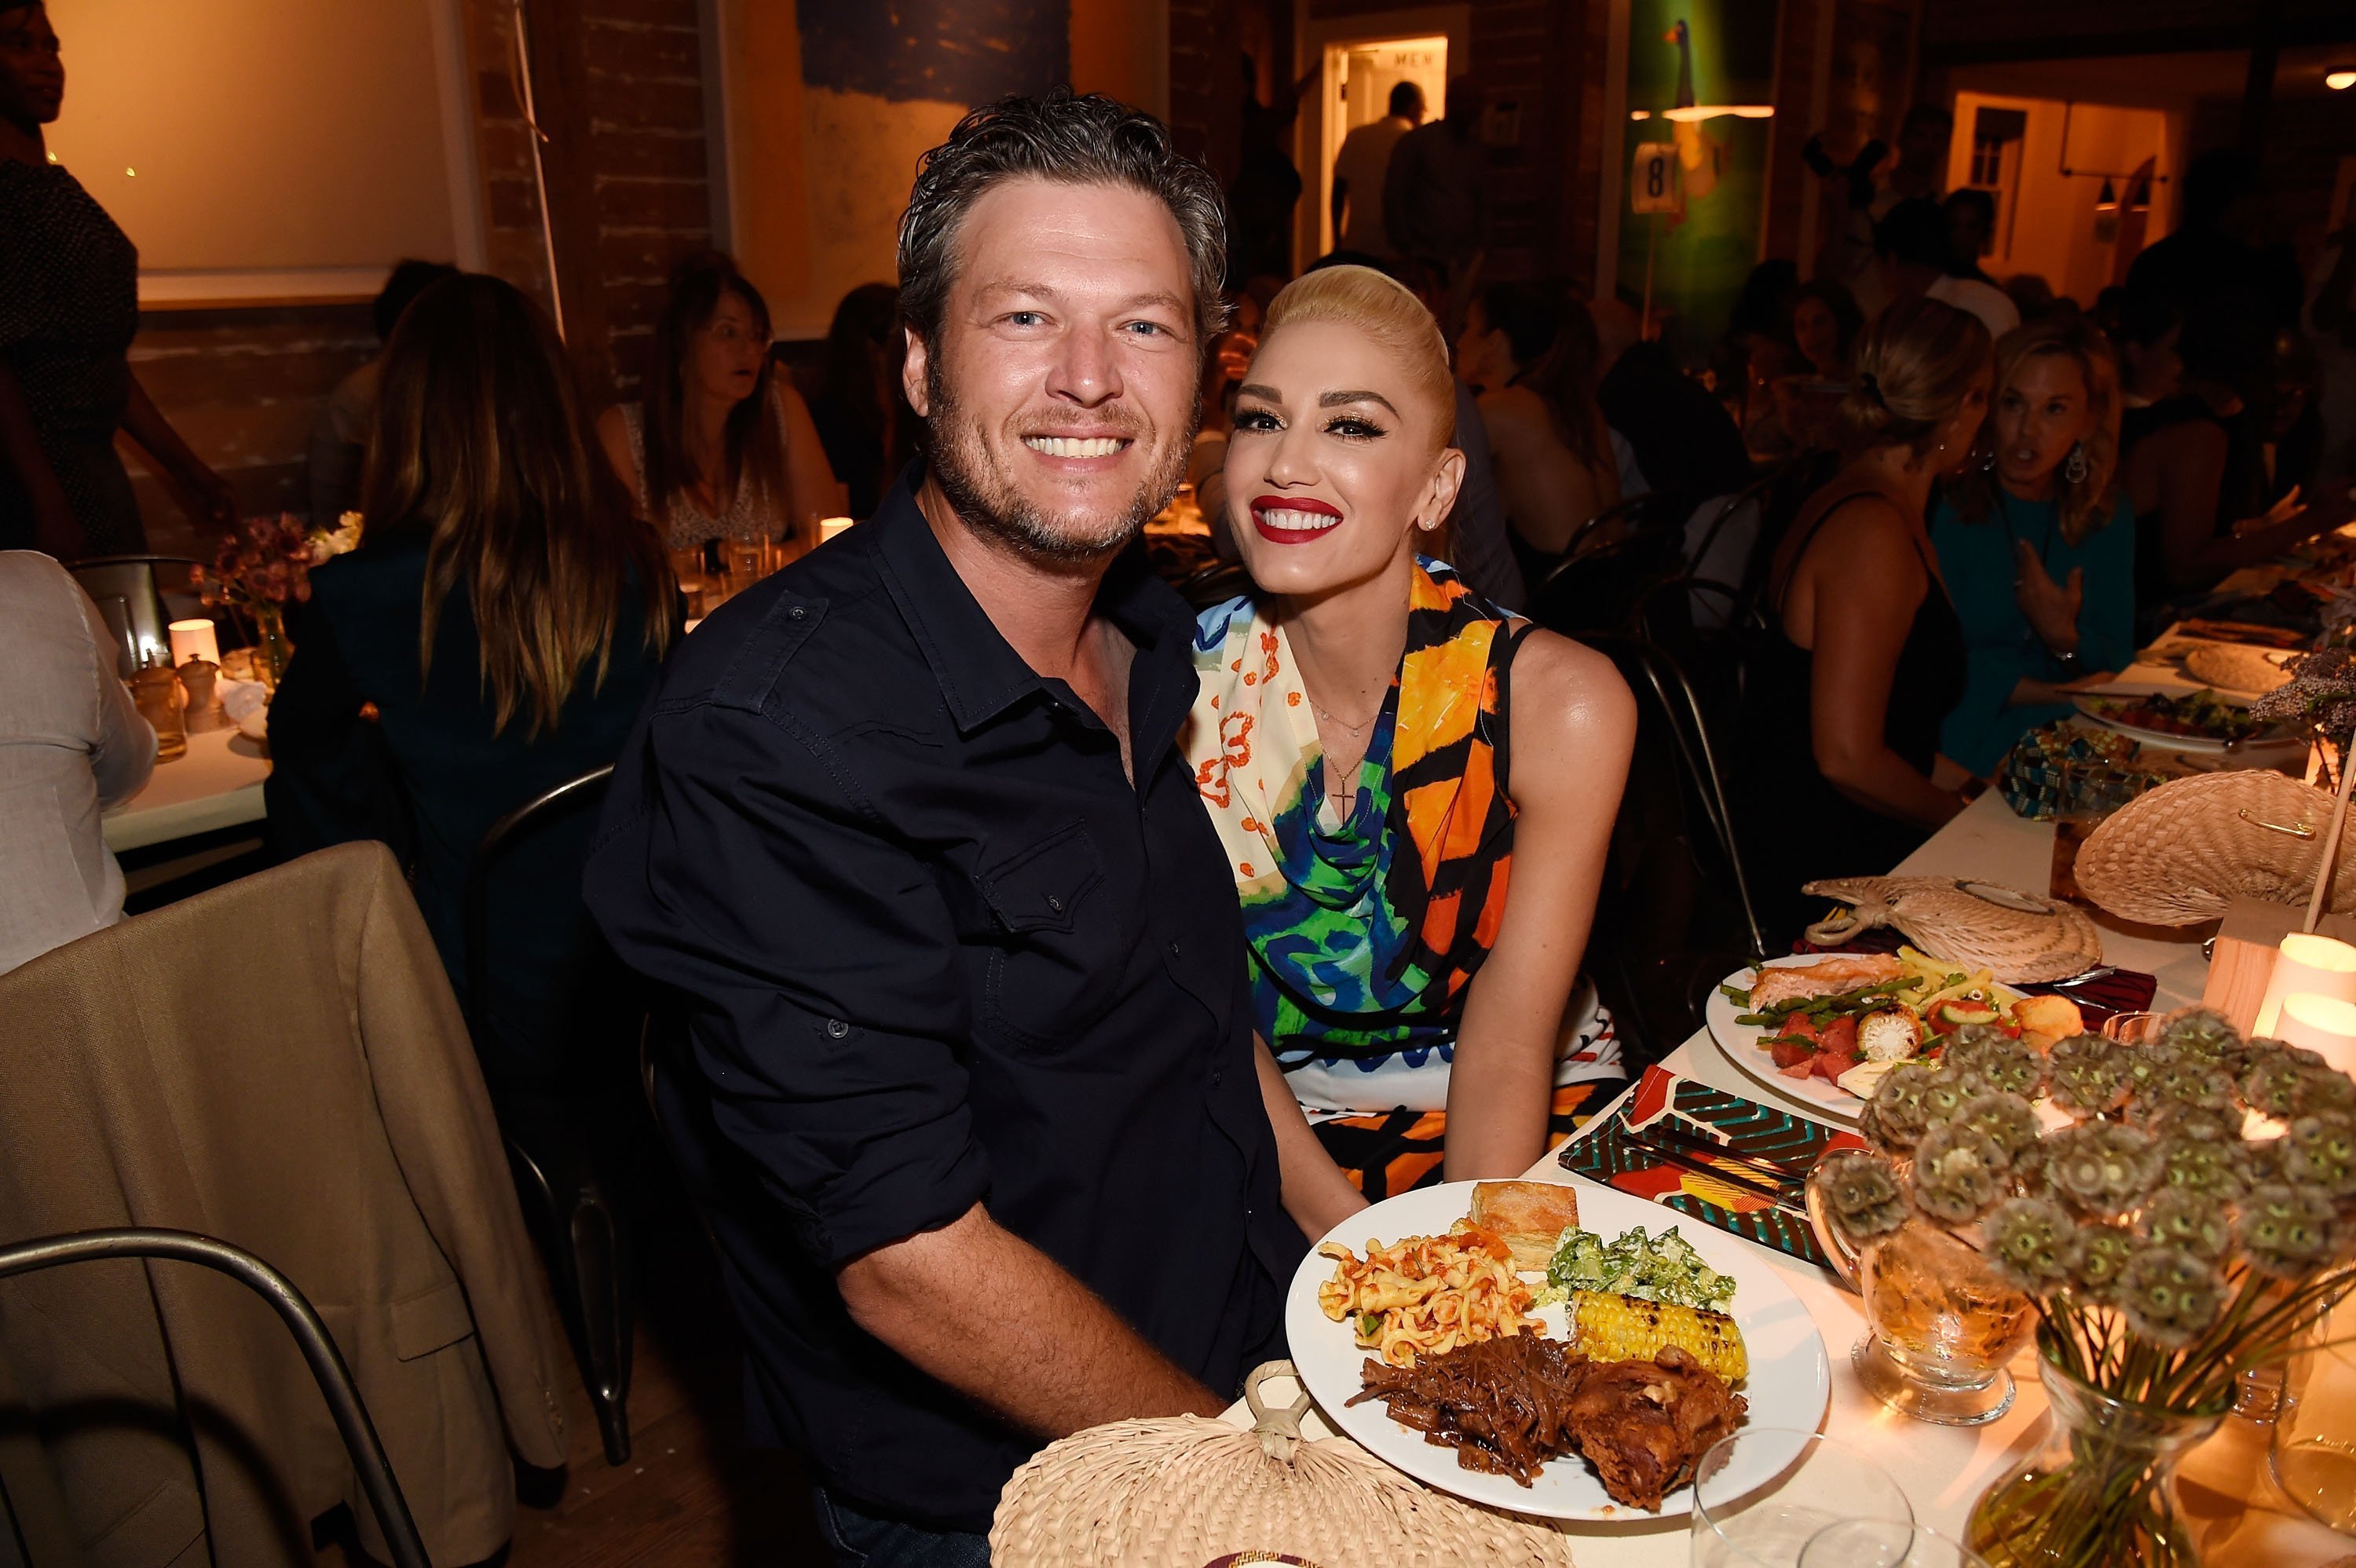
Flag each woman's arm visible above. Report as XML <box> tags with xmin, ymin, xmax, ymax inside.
<box><xmin>121</xmin><ymin>371</ymin><xmax>236</xmax><ymax>531</ymax></box>
<box><xmin>1444</xmin><ymin>631</ymin><xmax>1637</xmax><ymax>1180</ymax></box>
<box><xmin>1480</xmin><ymin>389</ymin><xmax>1604</xmax><ymax>557</ymax></box>
<box><xmin>0</xmin><ymin>363</ymin><xmax>79</xmax><ymax>557</ymax></box>
<box><xmin>775</xmin><ymin>379</ymin><xmax>843</xmax><ymax>539</ymax></box>
<box><xmin>1253</xmin><ymin>1036</ymin><xmax>1369</xmax><ymax>1237</ymax></box>
<box><xmin>1800</xmin><ymin>505</ymin><xmax>1967</xmax><ymax>830</ymax></box>
<box><xmin>594</xmin><ymin>405</ymin><xmax>646</xmax><ymax>515</ymax></box>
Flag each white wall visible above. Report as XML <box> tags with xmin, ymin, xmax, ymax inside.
<box><xmin>44</xmin><ymin>0</ymin><xmax>483</xmax><ymax>303</ymax></box>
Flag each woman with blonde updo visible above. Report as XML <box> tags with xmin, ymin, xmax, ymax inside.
<box><xmin>1931</xmin><ymin>316</ymin><xmax>2135</xmax><ymax>777</ymax></box>
<box><xmin>1180</xmin><ymin>265</ymin><xmax>1636</xmax><ymax>1229</ymax></box>
<box><xmin>1738</xmin><ymin>296</ymin><xmax>1991</xmax><ymax>937</ymax></box>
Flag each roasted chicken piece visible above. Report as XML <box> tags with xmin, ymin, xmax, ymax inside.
<box><xmin>1562</xmin><ymin>1346</ymin><xmax>1747</xmax><ymax>1511</ymax></box>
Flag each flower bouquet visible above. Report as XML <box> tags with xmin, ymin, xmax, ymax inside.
<box><xmin>192</xmin><ymin>512</ymin><xmax>360</xmax><ymax>686</ymax></box>
<box><xmin>1815</xmin><ymin>1011</ymin><xmax>2356</xmax><ymax>1567</ymax></box>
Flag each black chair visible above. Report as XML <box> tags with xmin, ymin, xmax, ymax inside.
<box><xmin>0</xmin><ymin>1229</ymin><xmax>429</xmax><ymax>1568</ymax></box>
<box><xmin>67</xmin><ymin>554</ymin><xmax>203</xmax><ymax>677</ymax></box>
<box><xmin>1581</xmin><ymin>633</ymin><xmax>1769</xmax><ymax>1069</ymax></box>
<box><xmin>462</xmin><ymin>764</ymin><xmax>636</xmax><ymax>1465</ymax></box>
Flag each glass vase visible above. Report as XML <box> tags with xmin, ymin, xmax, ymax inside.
<box><xmin>252</xmin><ymin>604</ymin><xmax>292</xmax><ymax>691</ymax></box>
<box><xmin>1966</xmin><ymin>1345</ymin><xmax>2226</xmax><ymax>1568</ymax></box>
<box><xmin>1806</xmin><ymin>1171</ymin><xmax>2037</xmax><ymax>1424</ymax></box>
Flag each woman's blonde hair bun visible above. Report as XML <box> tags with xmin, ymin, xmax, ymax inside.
<box><xmin>1260</xmin><ymin>265</ymin><xmax>1457</xmax><ymax>448</ymax></box>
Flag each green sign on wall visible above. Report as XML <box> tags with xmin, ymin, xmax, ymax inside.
<box><xmin>1618</xmin><ymin>1</ymin><xmax>1781</xmax><ymax>352</ymax></box>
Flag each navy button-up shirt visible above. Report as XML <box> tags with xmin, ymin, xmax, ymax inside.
<box><xmin>584</xmin><ymin>473</ymin><xmax>1304</xmax><ymax>1529</ymax></box>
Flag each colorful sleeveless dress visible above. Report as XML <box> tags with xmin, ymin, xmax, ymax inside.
<box><xmin>1182</xmin><ymin>559</ymin><xmax>1620</xmax><ymax>1198</ymax></box>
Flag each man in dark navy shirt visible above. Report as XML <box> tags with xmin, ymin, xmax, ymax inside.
<box><xmin>584</xmin><ymin>91</ymin><xmax>1304</xmax><ymax>1563</ymax></box>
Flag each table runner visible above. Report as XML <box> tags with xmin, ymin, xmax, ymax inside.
<box><xmin>1557</xmin><ymin>1064</ymin><xmax>1862</xmax><ymax>1270</ymax></box>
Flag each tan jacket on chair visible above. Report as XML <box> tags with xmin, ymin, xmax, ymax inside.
<box><xmin>0</xmin><ymin>842</ymin><xmax>569</xmax><ymax>1568</ymax></box>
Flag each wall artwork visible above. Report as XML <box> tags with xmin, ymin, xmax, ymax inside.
<box><xmin>1615</xmin><ymin>0</ymin><xmax>1780</xmax><ymax>352</ymax></box>
<box><xmin>726</xmin><ymin>0</ymin><xmax>1074</xmax><ymax>342</ymax></box>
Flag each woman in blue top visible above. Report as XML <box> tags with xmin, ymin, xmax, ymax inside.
<box><xmin>1930</xmin><ymin>315</ymin><xmax>2135</xmax><ymax>777</ymax></box>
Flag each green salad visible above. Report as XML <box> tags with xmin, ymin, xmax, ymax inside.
<box><xmin>1537</xmin><ymin>1223</ymin><xmax>1736</xmax><ymax>1312</ymax></box>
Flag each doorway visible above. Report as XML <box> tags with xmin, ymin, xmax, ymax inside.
<box><xmin>1945</xmin><ymin>92</ymin><xmax>2178</xmax><ymax>305</ymax></box>
<box><xmin>1295</xmin><ymin>5</ymin><xmax>1470</xmax><ymax>269</ymax></box>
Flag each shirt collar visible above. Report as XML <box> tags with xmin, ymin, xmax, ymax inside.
<box><xmin>870</xmin><ymin>464</ymin><xmax>1193</xmax><ymax>734</ymax></box>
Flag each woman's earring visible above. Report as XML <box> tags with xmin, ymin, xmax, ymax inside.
<box><xmin>2063</xmin><ymin>442</ymin><xmax>2089</xmax><ymax>484</ymax></box>
<box><xmin>1981</xmin><ymin>448</ymin><xmax>1997</xmax><ymax>473</ymax></box>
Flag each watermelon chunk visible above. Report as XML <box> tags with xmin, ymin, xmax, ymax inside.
<box><xmin>1768</xmin><ymin>1039</ymin><xmax>1816</xmax><ymax>1069</ymax></box>
<box><xmin>1819</xmin><ymin>1016</ymin><xmax>1860</xmax><ymax>1056</ymax></box>
<box><xmin>1811</xmin><ymin>1049</ymin><xmax>1860</xmax><ymax>1082</ymax></box>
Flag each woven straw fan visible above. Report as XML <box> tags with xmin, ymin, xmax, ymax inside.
<box><xmin>990</xmin><ymin>1362</ymin><xmax>1578</xmax><ymax>1568</ymax></box>
<box><xmin>2073</xmin><ymin>771</ymin><xmax>2356</xmax><ymax>927</ymax></box>
<box><xmin>1801</xmin><ymin>876</ymin><xmax>2103</xmax><ymax>983</ymax></box>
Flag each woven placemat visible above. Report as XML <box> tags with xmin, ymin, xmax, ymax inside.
<box><xmin>2074</xmin><ymin>770</ymin><xmax>2356</xmax><ymax>927</ymax></box>
<box><xmin>990</xmin><ymin>1364</ymin><xmax>1579</xmax><ymax>1568</ymax></box>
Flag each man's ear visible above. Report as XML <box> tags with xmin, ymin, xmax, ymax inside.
<box><xmin>902</xmin><ymin>326</ymin><xmax>932</xmax><ymax>418</ymax></box>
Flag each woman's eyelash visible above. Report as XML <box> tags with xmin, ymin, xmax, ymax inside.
<box><xmin>1235</xmin><ymin>408</ymin><xmax>1281</xmax><ymax>431</ymax></box>
<box><xmin>1326</xmin><ymin>417</ymin><xmax>1385</xmax><ymax>439</ymax></box>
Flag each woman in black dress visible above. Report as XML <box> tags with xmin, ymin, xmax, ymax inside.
<box><xmin>0</xmin><ymin>3</ymin><xmax>234</xmax><ymax>558</ymax></box>
<box><xmin>1738</xmin><ymin>297</ymin><xmax>1992</xmax><ymax>937</ymax></box>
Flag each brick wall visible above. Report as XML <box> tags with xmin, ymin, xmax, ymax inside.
<box><xmin>117</xmin><ymin>0</ymin><xmax>715</xmax><ymax>565</ymax></box>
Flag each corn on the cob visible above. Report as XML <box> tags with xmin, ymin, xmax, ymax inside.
<box><xmin>1568</xmin><ymin>1290</ymin><xmax>1748</xmax><ymax>1383</ymax></box>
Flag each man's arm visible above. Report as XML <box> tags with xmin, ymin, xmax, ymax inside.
<box><xmin>584</xmin><ymin>693</ymin><xmax>1222</xmax><ymax>1439</ymax></box>
<box><xmin>838</xmin><ymin>1204</ymin><xmax>1223</xmax><ymax>1438</ymax></box>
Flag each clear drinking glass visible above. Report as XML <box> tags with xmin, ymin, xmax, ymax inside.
<box><xmin>2271</xmin><ymin>1299</ymin><xmax>2356</xmax><ymax>1534</ymax></box>
<box><xmin>1801</xmin><ymin>1520</ymin><xmax>1992</xmax><ymax>1568</ymax></box>
<box><xmin>1691</xmin><ymin>1431</ymin><xmax>1913</xmax><ymax>1568</ymax></box>
<box><xmin>726</xmin><ymin>537</ymin><xmax>763</xmax><ymax>580</ymax></box>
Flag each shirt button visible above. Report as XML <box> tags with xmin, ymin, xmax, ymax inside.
<box><xmin>1045</xmin><ymin>894</ymin><xmax>1063</xmax><ymax>912</ymax></box>
<box><xmin>1169</xmin><ymin>940</ymin><xmax>1182</xmax><ymax>959</ymax></box>
<box><xmin>825</xmin><ymin>1018</ymin><xmax>849</xmax><ymax>1038</ymax></box>
<box><xmin>788</xmin><ymin>605</ymin><xmax>807</xmax><ymax>620</ymax></box>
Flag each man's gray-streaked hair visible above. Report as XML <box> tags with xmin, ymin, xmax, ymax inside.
<box><xmin>896</xmin><ymin>90</ymin><xmax>1231</xmax><ymax>349</ymax></box>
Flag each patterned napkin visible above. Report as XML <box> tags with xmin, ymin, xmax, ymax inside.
<box><xmin>1558</xmin><ymin>1065</ymin><xmax>1864</xmax><ymax>1270</ymax></box>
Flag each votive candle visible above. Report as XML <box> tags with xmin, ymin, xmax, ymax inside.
<box><xmin>2253</xmin><ymin>933</ymin><xmax>2356</xmax><ymax>1036</ymax></box>
<box><xmin>167</xmin><ymin>618</ymin><xmax>221</xmax><ymax>670</ymax></box>
<box><xmin>2275</xmin><ymin>992</ymin><xmax>2356</xmax><ymax>1075</ymax></box>
<box><xmin>819</xmin><ymin>517</ymin><xmax>854</xmax><ymax>543</ymax></box>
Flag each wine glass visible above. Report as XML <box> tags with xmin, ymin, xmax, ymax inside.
<box><xmin>1691</xmin><ymin>1431</ymin><xmax>1912</xmax><ymax>1567</ymax></box>
<box><xmin>1800</xmin><ymin>1519</ymin><xmax>1992</xmax><ymax>1568</ymax></box>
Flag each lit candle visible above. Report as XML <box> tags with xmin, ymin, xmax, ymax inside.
<box><xmin>2254</xmin><ymin>933</ymin><xmax>2356</xmax><ymax>1036</ymax></box>
<box><xmin>2275</xmin><ymin>992</ymin><xmax>2356</xmax><ymax>1075</ymax></box>
<box><xmin>819</xmin><ymin>517</ymin><xmax>854</xmax><ymax>543</ymax></box>
<box><xmin>167</xmin><ymin>618</ymin><xmax>221</xmax><ymax>670</ymax></box>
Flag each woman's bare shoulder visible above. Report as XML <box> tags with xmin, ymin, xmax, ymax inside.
<box><xmin>1504</xmin><ymin>625</ymin><xmax>1637</xmax><ymax>788</ymax></box>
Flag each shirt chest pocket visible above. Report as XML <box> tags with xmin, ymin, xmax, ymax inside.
<box><xmin>975</xmin><ymin>824</ymin><xmax>1122</xmax><ymax>1051</ymax></box>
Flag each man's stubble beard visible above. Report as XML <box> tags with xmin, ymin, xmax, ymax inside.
<box><xmin>924</xmin><ymin>353</ymin><xmax>1198</xmax><ymax>567</ymax></box>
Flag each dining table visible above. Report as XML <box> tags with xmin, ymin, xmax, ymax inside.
<box><xmin>101</xmin><ymin>725</ymin><xmax>271</xmax><ymax>853</ymax></box>
<box><xmin>1221</xmin><ymin>788</ymin><xmax>2351</xmax><ymax>1566</ymax></box>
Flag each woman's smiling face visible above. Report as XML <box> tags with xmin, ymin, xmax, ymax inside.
<box><xmin>1222</xmin><ymin>317</ymin><xmax>1462</xmax><ymax>600</ymax></box>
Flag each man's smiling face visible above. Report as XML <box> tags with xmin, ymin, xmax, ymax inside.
<box><xmin>904</xmin><ymin>177</ymin><xmax>1202</xmax><ymax>562</ymax></box>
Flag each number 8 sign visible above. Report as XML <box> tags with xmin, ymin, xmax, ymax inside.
<box><xmin>1631</xmin><ymin>142</ymin><xmax>1681</xmax><ymax>214</ymax></box>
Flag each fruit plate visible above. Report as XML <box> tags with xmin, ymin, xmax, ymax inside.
<box><xmin>1284</xmin><ymin>1178</ymin><xmax>1830</xmax><ymax>1521</ymax></box>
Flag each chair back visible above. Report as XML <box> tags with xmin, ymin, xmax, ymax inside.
<box><xmin>1585</xmin><ymin>633</ymin><xmax>1766</xmax><ymax>959</ymax></box>
<box><xmin>0</xmin><ymin>1230</ymin><xmax>430</xmax><ymax>1568</ymax></box>
<box><xmin>461</xmin><ymin>765</ymin><xmax>616</xmax><ymax>1045</ymax></box>
<box><xmin>68</xmin><ymin>554</ymin><xmax>202</xmax><ymax>677</ymax></box>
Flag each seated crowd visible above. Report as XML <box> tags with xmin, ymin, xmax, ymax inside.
<box><xmin>6</xmin><ymin>53</ymin><xmax>2356</xmax><ymax>1568</ymax></box>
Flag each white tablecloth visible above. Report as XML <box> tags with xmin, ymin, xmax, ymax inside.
<box><xmin>101</xmin><ymin>726</ymin><xmax>269</xmax><ymax>852</ymax></box>
<box><xmin>1225</xmin><ymin>793</ymin><xmax>2350</xmax><ymax>1565</ymax></box>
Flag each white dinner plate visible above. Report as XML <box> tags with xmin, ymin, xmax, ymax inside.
<box><xmin>1285</xmin><ymin>1179</ymin><xmax>1830</xmax><ymax>1521</ymax></box>
<box><xmin>1703</xmin><ymin>954</ymin><xmax>1881</xmax><ymax>1124</ymax></box>
<box><xmin>2070</xmin><ymin>694</ymin><xmax>2271</xmax><ymax>754</ymax></box>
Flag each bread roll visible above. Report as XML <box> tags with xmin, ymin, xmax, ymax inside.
<box><xmin>1469</xmin><ymin>1180</ymin><xmax>1582</xmax><ymax>1272</ymax></box>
